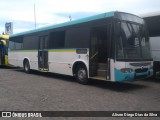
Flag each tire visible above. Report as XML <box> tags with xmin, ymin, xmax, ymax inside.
<box><xmin>24</xmin><ymin>60</ymin><xmax>30</xmax><ymax>73</ymax></box>
<box><xmin>153</xmin><ymin>61</ymin><xmax>160</xmax><ymax>78</ymax></box>
<box><xmin>76</xmin><ymin>65</ymin><xmax>89</xmax><ymax>85</ymax></box>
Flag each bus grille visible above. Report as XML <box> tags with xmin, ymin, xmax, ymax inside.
<box><xmin>135</xmin><ymin>75</ymin><xmax>147</xmax><ymax>79</ymax></box>
<box><xmin>135</xmin><ymin>68</ymin><xmax>148</xmax><ymax>73</ymax></box>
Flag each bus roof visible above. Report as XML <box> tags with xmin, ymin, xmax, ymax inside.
<box><xmin>10</xmin><ymin>11</ymin><xmax>115</xmax><ymax>38</ymax></box>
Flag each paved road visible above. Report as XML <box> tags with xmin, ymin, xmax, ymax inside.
<box><xmin>0</xmin><ymin>67</ymin><xmax>160</xmax><ymax>120</ymax></box>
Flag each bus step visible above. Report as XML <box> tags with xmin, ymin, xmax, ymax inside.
<box><xmin>97</xmin><ymin>69</ymin><xmax>107</xmax><ymax>78</ymax></box>
<box><xmin>90</xmin><ymin>76</ymin><xmax>107</xmax><ymax>81</ymax></box>
<box><xmin>98</xmin><ymin>63</ymin><xmax>108</xmax><ymax>70</ymax></box>
<box><xmin>39</xmin><ymin>68</ymin><xmax>49</xmax><ymax>72</ymax></box>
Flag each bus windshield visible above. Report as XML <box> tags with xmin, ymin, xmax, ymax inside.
<box><xmin>116</xmin><ymin>21</ymin><xmax>152</xmax><ymax>60</ymax></box>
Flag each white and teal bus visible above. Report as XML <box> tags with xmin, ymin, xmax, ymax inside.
<box><xmin>8</xmin><ymin>11</ymin><xmax>153</xmax><ymax>84</ymax></box>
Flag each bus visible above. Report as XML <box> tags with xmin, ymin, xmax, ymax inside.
<box><xmin>0</xmin><ymin>34</ymin><xmax>9</xmax><ymax>66</ymax></box>
<box><xmin>143</xmin><ymin>12</ymin><xmax>160</xmax><ymax>77</ymax></box>
<box><xmin>150</xmin><ymin>36</ymin><xmax>160</xmax><ymax>77</ymax></box>
<box><xmin>8</xmin><ymin>11</ymin><xmax>153</xmax><ymax>84</ymax></box>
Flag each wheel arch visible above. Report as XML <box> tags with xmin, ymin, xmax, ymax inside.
<box><xmin>72</xmin><ymin>60</ymin><xmax>89</xmax><ymax>77</ymax></box>
<box><xmin>23</xmin><ymin>57</ymin><xmax>30</xmax><ymax>67</ymax></box>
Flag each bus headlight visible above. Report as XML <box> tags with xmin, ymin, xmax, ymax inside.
<box><xmin>120</xmin><ymin>68</ymin><xmax>133</xmax><ymax>73</ymax></box>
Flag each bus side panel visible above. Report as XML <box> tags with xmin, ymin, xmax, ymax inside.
<box><xmin>48</xmin><ymin>49</ymin><xmax>89</xmax><ymax>76</ymax></box>
<box><xmin>17</xmin><ymin>51</ymin><xmax>38</xmax><ymax>70</ymax></box>
<box><xmin>8</xmin><ymin>51</ymin><xmax>17</xmax><ymax>66</ymax></box>
<box><xmin>9</xmin><ymin>51</ymin><xmax>38</xmax><ymax>70</ymax></box>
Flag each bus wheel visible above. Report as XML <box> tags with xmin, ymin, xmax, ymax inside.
<box><xmin>76</xmin><ymin>65</ymin><xmax>89</xmax><ymax>85</ymax></box>
<box><xmin>24</xmin><ymin>60</ymin><xmax>30</xmax><ymax>73</ymax></box>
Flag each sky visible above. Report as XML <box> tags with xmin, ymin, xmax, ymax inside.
<box><xmin>0</xmin><ymin>0</ymin><xmax>160</xmax><ymax>34</ymax></box>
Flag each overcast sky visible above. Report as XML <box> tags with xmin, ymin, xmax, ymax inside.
<box><xmin>0</xmin><ymin>0</ymin><xmax>160</xmax><ymax>34</ymax></box>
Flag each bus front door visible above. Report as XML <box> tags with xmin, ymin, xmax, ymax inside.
<box><xmin>90</xmin><ymin>25</ymin><xmax>111</xmax><ymax>80</ymax></box>
<box><xmin>38</xmin><ymin>36</ymin><xmax>49</xmax><ymax>71</ymax></box>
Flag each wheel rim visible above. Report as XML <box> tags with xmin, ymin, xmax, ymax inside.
<box><xmin>78</xmin><ymin>68</ymin><xmax>87</xmax><ymax>81</ymax></box>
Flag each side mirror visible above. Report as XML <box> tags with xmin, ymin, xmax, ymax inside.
<box><xmin>115</xmin><ymin>22</ymin><xmax>121</xmax><ymax>36</ymax></box>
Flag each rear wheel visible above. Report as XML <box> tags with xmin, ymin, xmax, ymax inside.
<box><xmin>24</xmin><ymin>60</ymin><xmax>30</xmax><ymax>73</ymax></box>
<box><xmin>76</xmin><ymin>65</ymin><xmax>89</xmax><ymax>84</ymax></box>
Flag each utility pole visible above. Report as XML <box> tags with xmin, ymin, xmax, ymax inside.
<box><xmin>34</xmin><ymin>3</ymin><xmax>37</xmax><ymax>29</ymax></box>
<box><xmin>69</xmin><ymin>15</ymin><xmax>72</xmax><ymax>21</ymax></box>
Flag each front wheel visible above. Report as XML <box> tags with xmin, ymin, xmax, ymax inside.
<box><xmin>24</xmin><ymin>60</ymin><xmax>31</xmax><ymax>73</ymax></box>
<box><xmin>76</xmin><ymin>65</ymin><xmax>89</xmax><ymax>85</ymax></box>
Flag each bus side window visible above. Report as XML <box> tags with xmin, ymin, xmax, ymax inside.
<box><xmin>23</xmin><ymin>35</ymin><xmax>38</xmax><ymax>50</ymax></box>
<box><xmin>49</xmin><ymin>31</ymin><xmax>65</xmax><ymax>49</ymax></box>
<box><xmin>65</xmin><ymin>27</ymin><xmax>90</xmax><ymax>48</ymax></box>
<box><xmin>9</xmin><ymin>40</ymin><xmax>15</xmax><ymax>50</ymax></box>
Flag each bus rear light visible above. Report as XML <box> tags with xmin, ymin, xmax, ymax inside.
<box><xmin>120</xmin><ymin>68</ymin><xmax>133</xmax><ymax>73</ymax></box>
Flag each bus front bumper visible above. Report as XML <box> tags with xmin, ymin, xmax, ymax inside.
<box><xmin>115</xmin><ymin>68</ymin><xmax>153</xmax><ymax>82</ymax></box>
